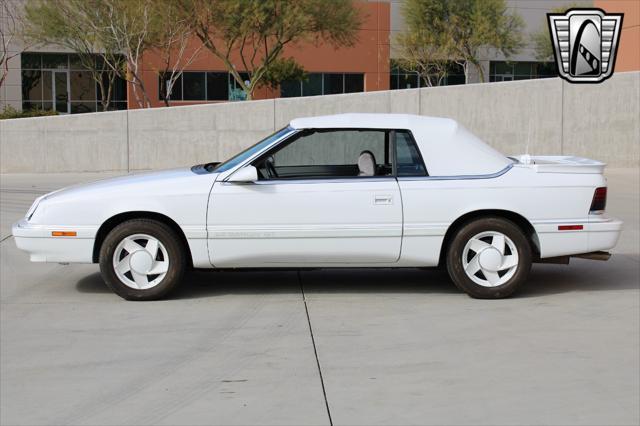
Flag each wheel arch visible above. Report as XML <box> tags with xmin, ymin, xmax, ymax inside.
<box><xmin>438</xmin><ymin>209</ymin><xmax>540</xmax><ymax>267</ymax></box>
<box><xmin>92</xmin><ymin>211</ymin><xmax>193</xmax><ymax>267</ymax></box>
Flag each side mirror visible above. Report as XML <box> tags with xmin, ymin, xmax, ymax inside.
<box><xmin>227</xmin><ymin>165</ymin><xmax>258</xmax><ymax>183</ymax></box>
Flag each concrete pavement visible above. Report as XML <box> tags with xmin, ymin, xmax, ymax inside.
<box><xmin>1</xmin><ymin>169</ymin><xmax>638</xmax><ymax>425</ymax></box>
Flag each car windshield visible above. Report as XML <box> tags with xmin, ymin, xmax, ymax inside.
<box><xmin>212</xmin><ymin>127</ymin><xmax>295</xmax><ymax>173</ymax></box>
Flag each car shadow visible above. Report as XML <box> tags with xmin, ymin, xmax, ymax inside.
<box><xmin>75</xmin><ymin>253</ymin><xmax>639</xmax><ymax>300</ymax></box>
<box><xmin>75</xmin><ymin>273</ymin><xmax>112</xmax><ymax>294</ymax></box>
<box><xmin>178</xmin><ymin>267</ymin><xmax>460</xmax><ymax>300</ymax></box>
<box><xmin>518</xmin><ymin>255</ymin><xmax>640</xmax><ymax>298</ymax></box>
<box><xmin>75</xmin><ymin>268</ymin><xmax>457</xmax><ymax>298</ymax></box>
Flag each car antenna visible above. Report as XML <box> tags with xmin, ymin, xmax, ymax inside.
<box><xmin>522</xmin><ymin>120</ymin><xmax>533</xmax><ymax>165</ymax></box>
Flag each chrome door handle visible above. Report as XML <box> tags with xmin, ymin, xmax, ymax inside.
<box><xmin>374</xmin><ymin>195</ymin><xmax>393</xmax><ymax>205</ymax></box>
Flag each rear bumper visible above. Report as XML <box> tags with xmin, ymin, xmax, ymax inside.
<box><xmin>586</xmin><ymin>216</ymin><xmax>623</xmax><ymax>253</ymax></box>
<box><xmin>12</xmin><ymin>219</ymin><xmax>95</xmax><ymax>263</ymax></box>
<box><xmin>534</xmin><ymin>216</ymin><xmax>623</xmax><ymax>258</ymax></box>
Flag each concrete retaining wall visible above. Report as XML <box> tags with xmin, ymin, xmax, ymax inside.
<box><xmin>1</xmin><ymin>71</ymin><xmax>638</xmax><ymax>173</ymax></box>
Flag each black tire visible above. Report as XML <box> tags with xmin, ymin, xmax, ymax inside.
<box><xmin>99</xmin><ymin>219</ymin><xmax>186</xmax><ymax>301</ymax></box>
<box><xmin>446</xmin><ymin>217</ymin><xmax>532</xmax><ymax>299</ymax></box>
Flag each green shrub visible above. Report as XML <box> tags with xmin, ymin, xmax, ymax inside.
<box><xmin>0</xmin><ymin>105</ymin><xmax>59</xmax><ymax>120</ymax></box>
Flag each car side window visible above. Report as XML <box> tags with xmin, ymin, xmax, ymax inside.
<box><xmin>395</xmin><ymin>131</ymin><xmax>427</xmax><ymax>177</ymax></box>
<box><xmin>254</xmin><ymin>129</ymin><xmax>392</xmax><ymax>180</ymax></box>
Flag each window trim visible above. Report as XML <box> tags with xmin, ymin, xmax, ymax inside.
<box><xmin>214</xmin><ymin>126</ymin><xmax>296</xmax><ymax>174</ymax></box>
<box><xmin>397</xmin><ymin>164</ymin><xmax>513</xmax><ymax>182</ymax></box>
<box><xmin>248</xmin><ymin>176</ymin><xmax>396</xmax><ymax>185</ymax></box>
<box><xmin>246</xmin><ymin>127</ymin><xmax>428</xmax><ymax>182</ymax></box>
<box><xmin>390</xmin><ymin>129</ymin><xmax>397</xmax><ymax>177</ymax></box>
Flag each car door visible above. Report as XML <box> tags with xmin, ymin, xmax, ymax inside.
<box><xmin>207</xmin><ymin>128</ymin><xmax>403</xmax><ymax>267</ymax></box>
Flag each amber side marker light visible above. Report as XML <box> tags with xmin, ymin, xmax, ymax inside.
<box><xmin>558</xmin><ymin>225</ymin><xmax>583</xmax><ymax>231</ymax></box>
<box><xmin>52</xmin><ymin>231</ymin><xmax>77</xmax><ymax>237</ymax></box>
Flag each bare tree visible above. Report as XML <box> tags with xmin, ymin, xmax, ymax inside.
<box><xmin>1</xmin><ymin>0</ymin><xmax>29</xmax><ymax>89</ymax></box>
<box><xmin>94</xmin><ymin>0</ymin><xmax>156</xmax><ymax>108</ymax></box>
<box><xmin>153</xmin><ymin>0</ymin><xmax>204</xmax><ymax>106</ymax></box>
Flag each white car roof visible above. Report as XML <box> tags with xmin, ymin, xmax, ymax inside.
<box><xmin>291</xmin><ymin>113</ymin><xmax>456</xmax><ymax>133</ymax></box>
<box><xmin>289</xmin><ymin>113</ymin><xmax>511</xmax><ymax>176</ymax></box>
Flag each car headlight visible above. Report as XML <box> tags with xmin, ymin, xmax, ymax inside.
<box><xmin>26</xmin><ymin>195</ymin><xmax>44</xmax><ymax>221</ymax></box>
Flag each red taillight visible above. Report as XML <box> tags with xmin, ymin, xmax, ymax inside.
<box><xmin>590</xmin><ymin>187</ymin><xmax>607</xmax><ymax>214</ymax></box>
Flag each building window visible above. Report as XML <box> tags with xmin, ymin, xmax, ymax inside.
<box><xmin>489</xmin><ymin>61</ymin><xmax>558</xmax><ymax>82</ymax></box>
<box><xmin>70</xmin><ymin>70</ymin><xmax>97</xmax><ymax>113</ymax></box>
<box><xmin>280</xmin><ymin>80</ymin><xmax>302</xmax><ymax>98</ymax></box>
<box><xmin>344</xmin><ymin>73</ymin><xmax>364</xmax><ymax>93</ymax></box>
<box><xmin>280</xmin><ymin>73</ymin><xmax>364</xmax><ymax>98</ymax></box>
<box><xmin>97</xmin><ymin>74</ymin><xmax>127</xmax><ymax>110</ymax></box>
<box><xmin>229</xmin><ymin>72</ymin><xmax>250</xmax><ymax>101</ymax></box>
<box><xmin>207</xmin><ymin>72</ymin><xmax>228</xmax><ymax>100</ymax></box>
<box><xmin>389</xmin><ymin>61</ymin><xmax>465</xmax><ymax>89</ymax></box>
<box><xmin>21</xmin><ymin>52</ymin><xmax>41</xmax><ymax>69</ymax></box>
<box><xmin>20</xmin><ymin>52</ymin><xmax>127</xmax><ymax>113</ymax></box>
<box><xmin>159</xmin><ymin>73</ymin><xmax>182</xmax><ymax>101</ymax></box>
<box><xmin>160</xmin><ymin>71</ymin><xmax>250</xmax><ymax>102</ymax></box>
<box><xmin>323</xmin><ymin>73</ymin><xmax>344</xmax><ymax>95</ymax></box>
<box><xmin>395</xmin><ymin>72</ymin><xmax>419</xmax><ymax>90</ymax></box>
<box><xmin>182</xmin><ymin>72</ymin><xmax>206</xmax><ymax>100</ymax></box>
<box><xmin>41</xmin><ymin>53</ymin><xmax>68</xmax><ymax>69</ymax></box>
<box><xmin>302</xmin><ymin>73</ymin><xmax>323</xmax><ymax>96</ymax></box>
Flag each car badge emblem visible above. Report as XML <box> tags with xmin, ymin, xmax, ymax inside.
<box><xmin>547</xmin><ymin>8</ymin><xmax>623</xmax><ymax>83</ymax></box>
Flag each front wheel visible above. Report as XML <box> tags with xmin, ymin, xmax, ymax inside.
<box><xmin>99</xmin><ymin>219</ymin><xmax>186</xmax><ymax>300</ymax></box>
<box><xmin>446</xmin><ymin>217</ymin><xmax>532</xmax><ymax>299</ymax></box>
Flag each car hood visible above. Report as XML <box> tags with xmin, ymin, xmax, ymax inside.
<box><xmin>42</xmin><ymin>168</ymin><xmax>218</xmax><ymax>202</ymax></box>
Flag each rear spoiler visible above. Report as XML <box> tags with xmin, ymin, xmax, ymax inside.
<box><xmin>510</xmin><ymin>155</ymin><xmax>605</xmax><ymax>174</ymax></box>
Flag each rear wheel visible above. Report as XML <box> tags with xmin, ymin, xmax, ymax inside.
<box><xmin>446</xmin><ymin>217</ymin><xmax>532</xmax><ymax>299</ymax></box>
<box><xmin>99</xmin><ymin>219</ymin><xmax>186</xmax><ymax>300</ymax></box>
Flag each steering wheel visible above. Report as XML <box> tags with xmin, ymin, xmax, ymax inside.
<box><xmin>265</xmin><ymin>157</ymin><xmax>278</xmax><ymax>179</ymax></box>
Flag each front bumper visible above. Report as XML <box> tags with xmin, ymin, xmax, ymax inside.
<box><xmin>12</xmin><ymin>219</ymin><xmax>96</xmax><ymax>263</ymax></box>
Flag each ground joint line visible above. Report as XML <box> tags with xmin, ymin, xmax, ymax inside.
<box><xmin>298</xmin><ymin>270</ymin><xmax>333</xmax><ymax>426</ymax></box>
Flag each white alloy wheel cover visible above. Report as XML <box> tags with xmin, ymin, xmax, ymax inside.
<box><xmin>112</xmin><ymin>233</ymin><xmax>169</xmax><ymax>290</ymax></box>
<box><xmin>461</xmin><ymin>231</ymin><xmax>519</xmax><ymax>287</ymax></box>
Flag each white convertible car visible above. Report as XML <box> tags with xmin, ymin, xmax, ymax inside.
<box><xmin>13</xmin><ymin>113</ymin><xmax>622</xmax><ymax>300</ymax></box>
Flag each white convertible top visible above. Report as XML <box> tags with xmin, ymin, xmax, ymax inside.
<box><xmin>290</xmin><ymin>113</ymin><xmax>511</xmax><ymax>176</ymax></box>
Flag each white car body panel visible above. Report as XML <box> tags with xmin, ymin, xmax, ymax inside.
<box><xmin>14</xmin><ymin>168</ymin><xmax>217</xmax><ymax>267</ymax></box>
<box><xmin>397</xmin><ymin>165</ymin><xmax>615</xmax><ymax>264</ymax></box>
<box><xmin>12</xmin><ymin>113</ymin><xmax>622</xmax><ymax>269</ymax></box>
<box><xmin>208</xmin><ymin>178</ymin><xmax>402</xmax><ymax>266</ymax></box>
